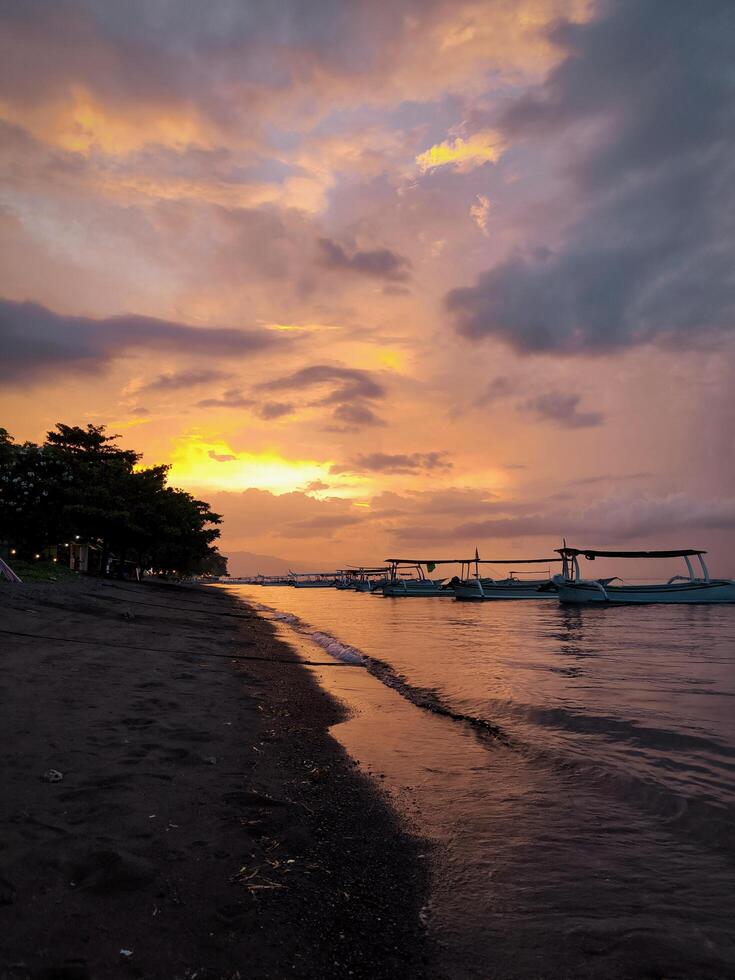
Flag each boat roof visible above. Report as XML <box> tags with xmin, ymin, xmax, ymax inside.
<box><xmin>556</xmin><ymin>548</ymin><xmax>706</xmax><ymax>559</ymax></box>
<box><xmin>384</xmin><ymin>557</ymin><xmax>562</xmax><ymax>565</ymax></box>
<box><xmin>344</xmin><ymin>566</ymin><xmax>390</xmax><ymax>573</ymax></box>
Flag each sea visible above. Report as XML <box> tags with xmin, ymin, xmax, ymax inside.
<box><xmin>226</xmin><ymin>585</ymin><xmax>735</xmax><ymax>979</ymax></box>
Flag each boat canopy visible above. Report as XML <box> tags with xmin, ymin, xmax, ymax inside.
<box><xmin>385</xmin><ymin>557</ymin><xmax>561</xmax><ymax>565</ymax></box>
<box><xmin>345</xmin><ymin>566</ymin><xmax>390</xmax><ymax>573</ymax></box>
<box><xmin>556</xmin><ymin>548</ymin><xmax>706</xmax><ymax>559</ymax></box>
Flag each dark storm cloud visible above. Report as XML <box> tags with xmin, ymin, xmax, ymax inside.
<box><xmin>0</xmin><ymin>0</ymin><xmax>437</xmax><ymax>117</ymax></box>
<box><xmin>0</xmin><ymin>299</ymin><xmax>280</xmax><ymax>384</ymax></box>
<box><xmin>330</xmin><ymin>451</ymin><xmax>451</xmax><ymax>475</ymax></box>
<box><xmin>317</xmin><ymin>238</ymin><xmax>411</xmax><ymax>282</ymax></box>
<box><xmin>521</xmin><ymin>392</ymin><xmax>604</xmax><ymax>428</ymax></box>
<box><xmin>446</xmin><ymin>0</ymin><xmax>735</xmax><ymax>353</ymax></box>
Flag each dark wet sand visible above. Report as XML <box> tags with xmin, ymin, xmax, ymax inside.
<box><xmin>0</xmin><ymin>579</ymin><xmax>430</xmax><ymax>980</ymax></box>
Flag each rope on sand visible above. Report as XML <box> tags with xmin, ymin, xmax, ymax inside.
<box><xmin>0</xmin><ymin>628</ymin><xmax>364</xmax><ymax>668</ymax></box>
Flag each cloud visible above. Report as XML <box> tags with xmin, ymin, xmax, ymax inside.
<box><xmin>446</xmin><ymin>0</ymin><xmax>735</xmax><ymax>353</ymax></box>
<box><xmin>330</xmin><ymin>403</ymin><xmax>386</xmax><ymax>428</ymax></box>
<box><xmin>317</xmin><ymin>238</ymin><xmax>411</xmax><ymax>281</ymax></box>
<box><xmin>196</xmin><ymin>388</ymin><xmax>255</xmax><ymax>409</ymax></box>
<box><xmin>474</xmin><ymin>375</ymin><xmax>516</xmax><ymax>408</ymax></box>
<box><xmin>330</xmin><ymin>451</ymin><xmax>452</xmax><ymax>475</ymax></box>
<box><xmin>303</xmin><ymin>480</ymin><xmax>330</xmax><ymax>493</ymax></box>
<box><xmin>521</xmin><ymin>391</ymin><xmax>604</xmax><ymax>428</ymax></box>
<box><xmin>0</xmin><ymin>299</ymin><xmax>282</xmax><ymax>384</ymax></box>
<box><xmin>255</xmin><ymin>401</ymin><xmax>295</xmax><ymax>420</ymax></box>
<box><xmin>206</xmin><ymin>486</ymin><xmax>366</xmax><ymax>544</ymax></box>
<box><xmin>257</xmin><ymin>364</ymin><xmax>386</xmax><ymax>402</ymax></box>
<box><xmin>371</xmin><ymin>486</ymin><xmax>498</xmax><ymax>519</ymax></box>
<box><xmin>208</xmin><ymin>450</ymin><xmax>237</xmax><ymax>462</ymax></box>
<box><xmin>142</xmin><ymin>368</ymin><xmax>233</xmax><ymax>393</ymax></box>
<box><xmin>285</xmin><ymin>513</ymin><xmax>366</xmax><ymax>537</ymax></box>
<box><xmin>394</xmin><ymin>493</ymin><xmax>735</xmax><ymax>544</ymax></box>
<box><xmin>416</xmin><ymin>130</ymin><xmax>503</xmax><ymax>174</ymax></box>
<box><xmin>469</xmin><ymin>193</ymin><xmax>491</xmax><ymax>236</ymax></box>
<box><xmin>254</xmin><ymin>364</ymin><xmax>389</xmax><ymax>429</ymax></box>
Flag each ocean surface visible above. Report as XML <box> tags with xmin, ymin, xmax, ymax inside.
<box><xmin>227</xmin><ymin>586</ymin><xmax>735</xmax><ymax>979</ymax></box>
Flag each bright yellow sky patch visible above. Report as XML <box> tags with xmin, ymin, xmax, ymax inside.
<box><xmin>416</xmin><ymin>130</ymin><xmax>505</xmax><ymax>174</ymax></box>
<box><xmin>168</xmin><ymin>436</ymin><xmax>333</xmax><ymax>494</ymax></box>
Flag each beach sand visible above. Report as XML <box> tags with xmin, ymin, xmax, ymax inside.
<box><xmin>0</xmin><ymin>579</ymin><xmax>430</xmax><ymax>980</ymax></box>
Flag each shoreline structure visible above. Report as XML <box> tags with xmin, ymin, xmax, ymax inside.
<box><xmin>0</xmin><ymin>579</ymin><xmax>430</xmax><ymax>979</ymax></box>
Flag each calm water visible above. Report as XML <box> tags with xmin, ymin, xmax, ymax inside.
<box><xmin>228</xmin><ymin>586</ymin><xmax>735</xmax><ymax>979</ymax></box>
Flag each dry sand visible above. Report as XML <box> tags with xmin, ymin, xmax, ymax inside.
<box><xmin>0</xmin><ymin>578</ymin><xmax>430</xmax><ymax>980</ymax></box>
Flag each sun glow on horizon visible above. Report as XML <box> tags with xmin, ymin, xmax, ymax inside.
<box><xmin>166</xmin><ymin>436</ymin><xmax>335</xmax><ymax>494</ymax></box>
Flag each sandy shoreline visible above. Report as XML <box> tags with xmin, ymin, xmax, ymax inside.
<box><xmin>0</xmin><ymin>579</ymin><xmax>430</xmax><ymax>980</ymax></box>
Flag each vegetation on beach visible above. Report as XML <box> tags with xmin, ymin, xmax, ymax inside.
<box><xmin>0</xmin><ymin>423</ymin><xmax>227</xmax><ymax>576</ymax></box>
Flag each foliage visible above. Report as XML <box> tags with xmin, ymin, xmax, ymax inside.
<box><xmin>0</xmin><ymin>423</ymin><xmax>227</xmax><ymax>576</ymax></box>
<box><xmin>6</xmin><ymin>559</ymin><xmax>80</xmax><ymax>584</ymax></box>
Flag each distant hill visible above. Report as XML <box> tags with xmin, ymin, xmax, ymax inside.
<box><xmin>224</xmin><ymin>550</ymin><xmax>309</xmax><ymax>577</ymax></box>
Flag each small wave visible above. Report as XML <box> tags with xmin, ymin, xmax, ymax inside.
<box><xmin>244</xmin><ymin>593</ymin><xmax>735</xmax><ymax>855</ymax></box>
<box><xmin>310</xmin><ymin>631</ymin><xmax>366</xmax><ymax>665</ymax></box>
<box><xmin>253</xmin><ymin>599</ymin><xmax>507</xmax><ymax>740</ymax></box>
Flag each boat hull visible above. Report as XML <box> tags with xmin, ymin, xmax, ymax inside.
<box><xmin>292</xmin><ymin>581</ymin><xmax>335</xmax><ymax>588</ymax></box>
<box><xmin>382</xmin><ymin>581</ymin><xmax>453</xmax><ymax>597</ymax></box>
<box><xmin>454</xmin><ymin>580</ymin><xmax>558</xmax><ymax>601</ymax></box>
<box><xmin>355</xmin><ymin>580</ymin><xmax>387</xmax><ymax>592</ymax></box>
<box><xmin>558</xmin><ymin>580</ymin><xmax>735</xmax><ymax>604</ymax></box>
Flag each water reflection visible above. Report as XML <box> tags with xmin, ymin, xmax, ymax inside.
<box><xmin>231</xmin><ymin>586</ymin><xmax>735</xmax><ymax>978</ymax></box>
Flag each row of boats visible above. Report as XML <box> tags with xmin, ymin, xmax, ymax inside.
<box><xmin>241</xmin><ymin>547</ymin><xmax>735</xmax><ymax>604</ymax></box>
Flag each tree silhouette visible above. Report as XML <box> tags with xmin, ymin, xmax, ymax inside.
<box><xmin>0</xmin><ymin>423</ymin><xmax>226</xmax><ymax>576</ymax></box>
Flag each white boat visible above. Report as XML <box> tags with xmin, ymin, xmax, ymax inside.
<box><xmin>454</xmin><ymin>556</ymin><xmax>562</xmax><ymax>600</ymax></box>
<box><xmin>554</xmin><ymin>547</ymin><xmax>735</xmax><ymax>604</ymax></box>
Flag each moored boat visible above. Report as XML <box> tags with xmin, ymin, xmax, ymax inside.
<box><xmin>454</xmin><ymin>557</ymin><xmax>561</xmax><ymax>600</ymax></box>
<box><xmin>381</xmin><ymin>558</ymin><xmax>475</xmax><ymax>597</ymax></box>
<box><xmin>291</xmin><ymin>572</ymin><xmax>338</xmax><ymax>588</ymax></box>
<box><xmin>554</xmin><ymin>547</ymin><xmax>735</xmax><ymax>604</ymax></box>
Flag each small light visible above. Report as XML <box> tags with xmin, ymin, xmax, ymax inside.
<box><xmin>75</xmin><ymin>535</ymin><xmax>80</xmax><ymax>540</ymax></box>
<box><xmin>65</xmin><ymin>543</ymin><xmax>70</xmax><ymax>548</ymax></box>
<box><xmin>34</xmin><ymin>553</ymin><xmax>41</xmax><ymax>559</ymax></box>
<box><xmin>10</xmin><ymin>548</ymin><xmax>16</xmax><ymax>555</ymax></box>
<box><xmin>53</xmin><ymin>557</ymin><xmax>58</xmax><ymax>563</ymax></box>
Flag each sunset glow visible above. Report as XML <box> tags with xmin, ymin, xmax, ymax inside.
<box><xmin>168</xmin><ymin>438</ymin><xmax>335</xmax><ymax>495</ymax></box>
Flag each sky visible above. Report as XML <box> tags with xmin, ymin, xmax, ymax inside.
<box><xmin>2</xmin><ymin>0</ymin><xmax>735</xmax><ymax>575</ymax></box>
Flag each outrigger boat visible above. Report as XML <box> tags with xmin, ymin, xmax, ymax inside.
<box><xmin>254</xmin><ymin>574</ymin><xmax>293</xmax><ymax>586</ymax></box>
<box><xmin>454</xmin><ymin>555</ymin><xmax>563</xmax><ymax>601</ymax></box>
<box><xmin>290</xmin><ymin>572</ymin><xmax>338</xmax><ymax>588</ymax></box>
<box><xmin>348</xmin><ymin>567</ymin><xmax>390</xmax><ymax>592</ymax></box>
<box><xmin>382</xmin><ymin>558</ymin><xmax>479</xmax><ymax>597</ymax></box>
<box><xmin>554</xmin><ymin>547</ymin><xmax>735</xmax><ymax>604</ymax></box>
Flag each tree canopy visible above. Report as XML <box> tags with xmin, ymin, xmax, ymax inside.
<box><xmin>0</xmin><ymin>423</ymin><xmax>227</xmax><ymax>576</ymax></box>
